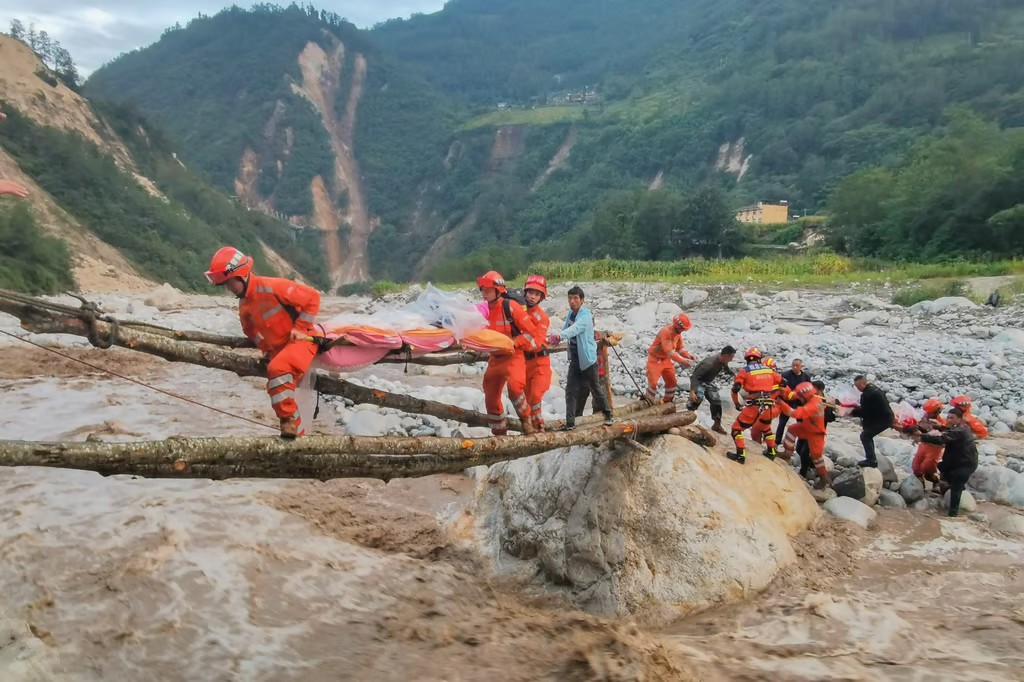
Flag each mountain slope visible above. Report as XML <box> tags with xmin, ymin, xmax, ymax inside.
<box><xmin>0</xmin><ymin>34</ymin><xmax>324</xmax><ymax>293</ymax></box>
<box><xmin>87</xmin><ymin>5</ymin><xmax>459</xmax><ymax>288</ymax></box>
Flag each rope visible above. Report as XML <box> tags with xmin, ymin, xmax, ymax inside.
<box><xmin>0</xmin><ymin>329</ymin><xmax>279</xmax><ymax>432</ymax></box>
<box><xmin>610</xmin><ymin>344</ymin><xmax>647</xmax><ymax>399</ymax></box>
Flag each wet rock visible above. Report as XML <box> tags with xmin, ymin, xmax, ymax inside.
<box><xmin>831</xmin><ymin>468</ymin><xmax>866</xmax><ymax>500</ymax></box>
<box><xmin>811</xmin><ymin>487</ymin><xmax>837</xmax><ymax>504</ymax></box>
<box><xmin>943</xmin><ymin>490</ymin><xmax>978</xmax><ymax>513</ymax></box>
<box><xmin>878</xmin><ymin>489</ymin><xmax>907</xmax><ymax>509</ymax></box>
<box><xmin>823</xmin><ymin>497</ymin><xmax>877</xmax><ymax>529</ymax></box>
<box><xmin>861</xmin><ymin>467</ymin><xmax>884</xmax><ymax>507</ymax></box>
<box><xmin>911</xmin><ymin>499</ymin><xmax>930</xmax><ymax>511</ymax></box>
<box><xmin>473</xmin><ymin>436</ymin><xmax>819</xmax><ymax>624</ymax></box>
<box><xmin>991</xmin><ymin>514</ymin><xmax>1024</xmax><ymax>536</ymax></box>
<box><xmin>899</xmin><ymin>476</ymin><xmax>925</xmax><ymax>504</ymax></box>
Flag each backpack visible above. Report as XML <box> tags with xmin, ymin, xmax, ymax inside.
<box><xmin>500</xmin><ymin>289</ymin><xmax>528</xmax><ymax>338</ymax></box>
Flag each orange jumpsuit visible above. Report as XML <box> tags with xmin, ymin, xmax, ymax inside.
<box><xmin>645</xmin><ymin>325</ymin><xmax>692</xmax><ymax>403</ymax></box>
<box><xmin>913</xmin><ymin>414</ymin><xmax>947</xmax><ymax>479</ymax></box>
<box><xmin>239</xmin><ymin>276</ymin><xmax>321</xmax><ymax>435</ymax></box>
<box><xmin>731</xmin><ymin>363</ymin><xmax>779</xmax><ymax>457</ymax></box>
<box><xmin>523</xmin><ymin>303</ymin><xmax>551</xmax><ymax>431</ymax></box>
<box><xmin>752</xmin><ymin>373</ymin><xmax>786</xmax><ymax>444</ymax></box>
<box><xmin>483</xmin><ymin>296</ymin><xmax>539</xmax><ymax>435</ymax></box>
<box><xmin>963</xmin><ymin>412</ymin><xmax>989</xmax><ymax>440</ymax></box>
<box><xmin>780</xmin><ymin>394</ymin><xmax>828</xmax><ymax>478</ymax></box>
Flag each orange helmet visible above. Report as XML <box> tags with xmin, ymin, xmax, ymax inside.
<box><xmin>951</xmin><ymin>395</ymin><xmax>973</xmax><ymax>412</ymax></box>
<box><xmin>205</xmin><ymin>246</ymin><xmax>253</xmax><ymax>285</ymax></box>
<box><xmin>672</xmin><ymin>313</ymin><xmax>692</xmax><ymax>331</ymax></box>
<box><xmin>524</xmin><ymin>274</ymin><xmax>548</xmax><ymax>299</ymax></box>
<box><xmin>477</xmin><ymin>270</ymin><xmax>507</xmax><ymax>293</ymax></box>
<box><xmin>744</xmin><ymin>347</ymin><xmax>762</xmax><ymax>362</ymax></box>
<box><xmin>922</xmin><ymin>398</ymin><xmax>943</xmax><ymax>416</ymax></box>
<box><xmin>763</xmin><ymin>357</ymin><xmax>777</xmax><ymax>369</ymax></box>
<box><xmin>794</xmin><ymin>382</ymin><xmax>816</xmax><ymax>400</ymax></box>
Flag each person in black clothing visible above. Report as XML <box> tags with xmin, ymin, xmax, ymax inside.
<box><xmin>775</xmin><ymin>358</ymin><xmax>811</xmax><ymax>444</ymax></box>
<box><xmin>919</xmin><ymin>407</ymin><xmax>978</xmax><ymax>517</ymax></box>
<box><xmin>850</xmin><ymin>375</ymin><xmax>895</xmax><ymax>468</ymax></box>
<box><xmin>686</xmin><ymin>345</ymin><xmax>737</xmax><ymax>434</ymax></box>
<box><xmin>796</xmin><ymin>380</ymin><xmax>837</xmax><ymax>478</ymax></box>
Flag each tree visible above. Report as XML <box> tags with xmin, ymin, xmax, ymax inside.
<box><xmin>9</xmin><ymin>19</ymin><xmax>24</xmax><ymax>40</ymax></box>
<box><xmin>53</xmin><ymin>47</ymin><xmax>80</xmax><ymax>88</ymax></box>
<box><xmin>25</xmin><ymin>23</ymin><xmax>37</xmax><ymax>50</ymax></box>
<box><xmin>674</xmin><ymin>185</ymin><xmax>736</xmax><ymax>258</ymax></box>
<box><xmin>36</xmin><ymin>30</ymin><xmax>54</xmax><ymax>67</ymax></box>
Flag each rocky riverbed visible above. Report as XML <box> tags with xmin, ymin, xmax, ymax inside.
<box><xmin>1</xmin><ymin>280</ymin><xmax>1023</xmax><ymax>680</ymax></box>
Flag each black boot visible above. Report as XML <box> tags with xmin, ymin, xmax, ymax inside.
<box><xmin>727</xmin><ymin>451</ymin><xmax>746</xmax><ymax>465</ymax></box>
<box><xmin>857</xmin><ymin>459</ymin><xmax>878</xmax><ymax>468</ymax></box>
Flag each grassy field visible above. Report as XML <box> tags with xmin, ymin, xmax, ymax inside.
<box><xmin>461</xmin><ymin>106</ymin><xmax>586</xmax><ymax>130</ymax></box>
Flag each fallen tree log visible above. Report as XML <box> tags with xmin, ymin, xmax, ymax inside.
<box><xmin>0</xmin><ymin>411</ymin><xmax>697</xmax><ymax>481</ymax></box>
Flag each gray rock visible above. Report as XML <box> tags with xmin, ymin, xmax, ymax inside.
<box><xmin>992</xmin><ymin>328</ymin><xmax>1024</xmax><ymax>350</ymax></box>
<box><xmin>837</xmin><ymin>318</ymin><xmax>862</xmax><ymax>332</ymax></box>
<box><xmin>993</xmin><ymin>422</ymin><xmax>1012</xmax><ymax>435</ymax></box>
<box><xmin>1015</xmin><ymin>416</ymin><xmax>1024</xmax><ymax>433</ymax></box>
<box><xmin>877</xmin><ymin>454</ymin><xmax>898</xmax><ymax>485</ymax></box>
<box><xmin>878</xmin><ymin>489</ymin><xmax>907</xmax><ymax>509</ymax></box>
<box><xmin>994</xmin><ymin>409</ymin><xmax>1017</xmax><ymax>425</ymax></box>
<box><xmin>823</xmin><ymin>497</ymin><xmax>877</xmax><ymax>529</ymax></box>
<box><xmin>775</xmin><ymin>290</ymin><xmax>799</xmax><ymax>303</ymax></box>
<box><xmin>775</xmin><ymin>322</ymin><xmax>811</xmax><ymax>335</ymax></box>
<box><xmin>811</xmin><ymin>487</ymin><xmax>837</xmax><ymax>504</ymax></box>
<box><xmin>861</xmin><ymin>467</ymin><xmax>884</xmax><ymax>507</ymax></box>
<box><xmin>899</xmin><ymin>476</ymin><xmax>925</xmax><ymax>504</ymax></box>
<box><xmin>678</xmin><ymin>289</ymin><xmax>710</xmax><ymax>308</ymax></box>
<box><xmin>981</xmin><ymin>374</ymin><xmax>998</xmax><ymax>390</ymax></box>
<box><xmin>727</xmin><ymin>317</ymin><xmax>751</xmax><ymax>332</ymax></box>
<box><xmin>931</xmin><ymin>296</ymin><xmax>977</xmax><ymax>313</ymax></box>
<box><xmin>832</xmin><ymin>468</ymin><xmax>866</xmax><ymax>501</ymax></box>
<box><xmin>911</xmin><ymin>499</ymin><xmax>931</xmax><ymax>511</ymax></box>
<box><xmin>626</xmin><ymin>301</ymin><xmax>659</xmax><ymax>328</ymax></box>
<box><xmin>656</xmin><ymin>301</ymin><xmax>682</xmax><ymax>317</ymax></box>
<box><xmin>991</xmin><ymin>514</ymin><xmax>1024</xmax><ymax>536</ymax></box>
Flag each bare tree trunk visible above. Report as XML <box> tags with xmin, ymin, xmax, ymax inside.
<box><xmin>0</xmin><ymin>411</ymin><xmax>696</xmax><ymax>481</ymax></box>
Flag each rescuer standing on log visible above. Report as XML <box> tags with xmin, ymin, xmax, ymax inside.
<box><xmin>522</xmin><ymin>274</ymin><xmax>552</xmax><ymax>432</ymax></box>
<box><xmin>205</xmin><ymin>246</ymin><xmax>321</xmax><ymax>439</ymax></box>
<box><xmin>644</xmin><ymin>314</ymin><xmax>694</xmax><ymax>404</ymax></box>
<box><xmin>478</xmin><ymin>270</ymin><xmax>539</xmax><ymax>436</ymax></box>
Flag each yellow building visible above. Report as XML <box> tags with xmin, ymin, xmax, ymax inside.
<box><xmin>736</xmin><ymin>201</ymin><xmax>789</xmax><ymax>224</ymax></box>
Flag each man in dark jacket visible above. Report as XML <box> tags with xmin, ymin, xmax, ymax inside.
<box><xmin>850</xmin><ymin>375</ymin><xmax>894</xmax><ymax>468</ymax></box>
<box><xmin>686</xmin><ymin>346</ymin><xmax>736</xmax><ymax>434</ymax></box>
<box><xmin>775</xmin><ymin>358</ymin><xmax>812</xmax><ymax>444</ymax></box>
<box><xmin>920</xmin><ymin>407</ymin><xmax>978</xmax><ymax>517</ymax></box>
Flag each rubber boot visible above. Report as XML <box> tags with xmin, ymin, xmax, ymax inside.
<box><xmin>603</xmin><ymin>412</ymin><xmax>614</xmax><ymax>426</ymax></box>
<box><xmin>712</xmin><ymin>419</ymin><xmax>727</xmax><ymax>435</ymax></box>
<box><xmin>763</xmin><ymin>445</ymin><xmax>777</xmax><ymax>462</ymax></box>
<box><xmin>279</xmin><ymin>416</ymin><xmax>299</xmax><ymax>440</ymax></box>
<box><xmin>727</xmin><ymin>451</ymin><xmax>746</xmax><ymax>465</ymax></box>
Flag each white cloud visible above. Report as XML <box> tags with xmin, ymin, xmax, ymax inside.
<box><xmin>0</xmin><ymin>1</ymin><xmax>445</xmax><ymax>75</ymax></box>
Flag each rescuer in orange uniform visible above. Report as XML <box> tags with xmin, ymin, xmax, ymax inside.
<box><xmin>728</xmin><ymin>347</ymin><xmax>780</xmax><ymax>464</ymax></box>
<box><xmin>478</xmin><ymin>270</ymin><xmax>539</xmax><ymax>436</ymax></box>
<box><xmin>779</xmin><ymin>382</ymin><xmax>832</xmax><ymax>488</ymax></box>
<box><xmin>950</xmin><ymin>395</ymin><xmax>989</xmax><ymax>439</ymax></box>
<box><xmin>644</xmin><ymin>314</ymin><xmax>694</xmax><ymax>404</ymax></box>
<box><xmin>911</xmin><ymin>398</ymin><xmax>946</xmax><ymax>490</ymax></box>
<box><xmin>751</xmin><ymin>356</ymin><xmax>783</xmax><ymax>445</ymax></box>
<box><xmin>205</xmin><ymin>246</ymin><xmax>321</xmax><ymax>439</ymax></box>
<box><xmin>522</xmin><ymin>274</ymin><xmax>552</xmax><ymax>432</ymax></box>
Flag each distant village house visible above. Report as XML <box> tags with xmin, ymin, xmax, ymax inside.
<box><xmin>735</xmin><ymin>200</ymin><xmax>789</xmax><ymax>224</ymax></box>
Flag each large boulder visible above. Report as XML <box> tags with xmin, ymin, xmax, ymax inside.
<box><xmin>831</xmin><ymin>467</ymin><xmax>883</xmax><ymax>506</ymax></box>
<box><xmin>837</xmin><ymin>318</ymin><xmax>862</xmax><ymax>332</ymax></box>
<box><xmin>930</xmin><ymin>296</ymin><xmax>978</xmax><ymax>313</ymax></box>
<box><xmin>878</xmin><ymin>489</ymin><xmax>907</xmax><ymax>509</ymax></box>
<box><xmin>143</xmin><ymin>283</ymin><xmax>188</xmax><ymax>311</ymax></box>
<box><xmin>626</xmin><ymin>301</ymin><xmax>659</xmax><ymax>329</ymax></box>
<box><xmin>943</xmin><ymin>490</ymin><xmax>978</xmax><ymax>513</ymax></box>
<box><xmin>876</xmin><ymin>454</ymin><xmax>898</xmax><ymax>485</ymax></box>
<box><xmin>970</xmin><ymin>465</ymin><xmax>1024</xmax><ymax>509</ymax></box>
<box><xmin>775</xmin><ymin>322</ymin><xmax>811</xmax><ymax>335</ymax></box>
<box><xmin>861</xmin><ymin>467</ymin><xmax>884</xmax><ymax>507</ymax></box>
<box><xmin>993</xmin><ymin>328</ymin><xmax>1024</xmax><ymax>351</ymax></box>
<box><xmin>473</xmin><ymin>437</ymin><xmax>820</xmax><ymax>625</ymax></box>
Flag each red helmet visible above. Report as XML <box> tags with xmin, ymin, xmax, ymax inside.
<box><xmin>744</xmin><ymin>347</ymin><xmax>762</xmax><ymax>362</ymax></box>
<box><xmin>524</xmin><ymin>274</ymin><xmax>548</xmax><ymax>299</ymax></box>
<box><xmin>763</xmin><ymin>357</ymin><xmax>777</xmax><ymax>369</ymax></box>
<box><xmin>951</xmin><ymin>395</ymin><xmax>973</xmax><ymax>412</ymax></box>
<box><xmin>477</xmin><ymin>270</ymin><xmax>507</xmax><ymax>293</ymax></box>
<box><xmin>672</xmin><ymin>313</ymin><xmax>692</xmax><ymax>331</ymax></box>
<box><xmin>205</xmin><ymin>246</ymin><xmax>253</xmax><ymax>285</ymax></box>
<box><xmin>794</xmin><ymin>382</ymin><xmax>816</xmax><ymax>400</ymax></box>
<box><xmin>922</xmin><ymin>398</ymin><xmax>943</xmax><ymax>416</ymax></box>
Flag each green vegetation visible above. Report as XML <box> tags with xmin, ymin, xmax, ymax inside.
<box><xmin>891</xmin><ymin>280</ymin><xmax>970</xmax><ymax>307</ymax></box>
<box><xmin>0</xmin><ymin>102</ymin><xmax>326</xmax><ymax>291</ymax></box>
<box><xmin>0</xmin><ymin>202</ymin><xmax>74</xmax><ymax>294</ymax></box>
<box><xmin>462</xmin><ymin>107</ymin><xmax>585</xmax><ymax>130</ymax></box>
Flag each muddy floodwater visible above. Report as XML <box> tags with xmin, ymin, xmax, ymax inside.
<box><xmin>1</xmin><ymin>333</ymin><xmax>1024</xmax><ymax>680</ymax></box>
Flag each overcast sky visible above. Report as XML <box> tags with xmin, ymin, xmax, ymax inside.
<box><xmin>0</xmin><ymin>1</ymin><xmax>446</xmax><ymax>75</ymax></box>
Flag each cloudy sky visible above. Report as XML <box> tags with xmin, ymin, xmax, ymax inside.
<box><xmin>0</xmin><ymin>1</ymin><xmax>447</xmax><ymax>75</ymax></box>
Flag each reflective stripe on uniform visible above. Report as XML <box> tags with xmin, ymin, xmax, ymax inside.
<box><xmin>487</xmin><ymin>413</ymin><xmax>505</xmax><ymax>422</ymax></box>
<box><xmin>268</xmin><ymin>374</ymin><xmax>294</xmax><ymax>390</ymax></box>
<box><xmin>262</xmin><ymin>304</ymin><xmax>284</xmax><ymax>320</ymax></box>
<box><xmin>256</xmin><ymin>285</ymin><xmax>274</xmax><ymax>294</ymax></box>
<box><xmin>298</xmin><ymin>312</ymin><xmax>315</xmax><ymax>324</ymax></box>
<box><xmin>271</xmin><ymin>390</ymin><xmax>294</xmax><ymax>405</ymax></box>
<box><xmin>530</xmin><ymin>403</ymin><xmax>543</xmax><ymax>413</ymax></box>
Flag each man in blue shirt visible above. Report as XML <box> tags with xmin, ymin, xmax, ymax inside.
<box><xmin>549</xmin><ymin>286</ymin><xmax>614</xmax><ymax>430</ymax></box>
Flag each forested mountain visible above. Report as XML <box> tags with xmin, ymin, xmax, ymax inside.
<box><xmin>0</xmin><ymin>34</ymin><xmax>325</xmax><ymax>293</ymax></box>
<box><xmin>87</xmin><ymin>1</ymin><xmax>1024</xmax><ymax>284</ymax></box>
